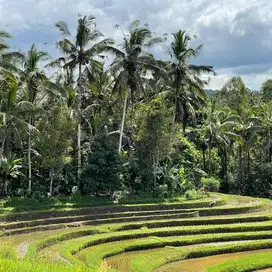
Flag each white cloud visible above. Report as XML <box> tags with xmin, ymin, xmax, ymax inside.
<box><xmin>0</xmin><ymin>0</ymin><xmax>272</xmax><ymax>90</ymax></box>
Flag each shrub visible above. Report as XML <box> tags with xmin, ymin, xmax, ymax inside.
<box><xmin>81</xmin><ymin>134</ymin><xmax>123</xmax><ymax>195</ymax></box>
<box><xmin>153</xmin><ymin>184</ymin><xmax>168</xmax><ymax>198</ymax></box>
<box><xmin>201</xmin><ymin>177</ymin><xmax>220</xmax><ymax>192</ymax></box>
<box><xmin>184</xmin><ymin>189</ymin><xmax>199</xmax><ymax>200</ymax></box>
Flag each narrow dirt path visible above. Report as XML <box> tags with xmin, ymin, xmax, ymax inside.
<box><xmin>17</xmin><ymin>242</ymin><xmax>30</xmax><ymax>259</ymax></box>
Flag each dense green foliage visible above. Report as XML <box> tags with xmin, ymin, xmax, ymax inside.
<box><xmin>0</xmin><ymin>14</ymin><xmax>271</xmax><ymax>199</ymax></box>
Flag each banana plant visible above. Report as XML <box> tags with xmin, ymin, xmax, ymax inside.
<box><xmin>0</xmin><ymin>155</ymin><xmax>23</xmax><ymax>195</ymax></box>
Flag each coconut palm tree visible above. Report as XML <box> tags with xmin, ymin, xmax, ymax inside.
<box><xmin>252</xmin><ymin>103</ymin><xmax>272</xmax><ymax>163</ymax></box>
<box><xmin>166</xmin><ymin>30</ymin><xmax>215</xmax><ymax>130</ymax></box>
<box><xmin>110</xmin><ymin>20</ymin><xmax>164</xmax><ymax>152</ymax></box>
<box><xmin>0</xmin><ymin>72</ymin><xmax>33</xmax><ymax>195</ymax></box>
<box><xmin>202</xmin><ymin>102</ymin><xmax>241</xmax><ymax>178</ymax></box>
<box><xmin>13</xmin><ymin>44</ymin><xmax>49</xmax><ymax>194</ymax></box>
<box><xmin>55</xmin><ymin>14</ymin><xmax>116</xmax><ymax>180</ymax></box>
<box><xmin>0</xmin><ymin>72</ymin><xmax>23</xmax><ymax>164</ymax></box>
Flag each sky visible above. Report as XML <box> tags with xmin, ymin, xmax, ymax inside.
<box><xmin>1</xmin><ymin>0</ymin><xmax>272</xmax><ymax>90</ymax></box>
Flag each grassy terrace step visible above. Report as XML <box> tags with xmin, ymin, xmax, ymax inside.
<box><xmin>106</xmin><ymin>242</ymin><xmax>272</xmax><ymax>272</ymax></box>
<box><xmin>0</xmin><ymin>197</ymin><xmax>267</xmax><ymax>230</ymax></box>
<box><xmin>150</xmin><ymin>242</ymin><xmax>272</xmax><ymax>272</ymax></box>
<box><xmin>0</xmin><ymin>195</ymin><xmax>226</xmax><ymax>223</ymax></box>
<box><xmin>3</xmin><ymin>212</ymin><xmax>200</xmax><ymax>236</ymax></box>
<box><xmin>0</xmin><ymin>209</ymin><xmax>199</xmax><ymax>230</ymax></box>
<box><xmin>116</xmin><ymin>214</ymin><xmax>272</xmax><ymax>230</ymax></box>
<box><xmin>0</xmin><ymin>194</ymin><xmax>269</xmax><ymax>272</ymax></box>
<box><xmin>26</xmin><ymin>220</ymin><xmax>272</xmax><ymax>260</ymax></box>
<box><xmin>0</xmin><ymin>193</ymin><xmax>221</xmax><ymax>213</ymax></box>
<box><xmin>64</xmin><ymin>232</ymin><xmax>272</xmax><ymax>269</ymax></box>
<box><xmin>3</xmin><ymin>209</ymin><xmax>270</xmax><ymax>237</ymax></box>
<box><xmin>0</xmin><ymin>258</ymin><xmax>92</xmax><ymax>272</ymax></box>
<box><xmin>206</xmin><ymin>251</ymin><xmax>272</xmax><ymax>272</ymax></box>
<box><xmin>2</xmin><ymin>208</ymin><xmax>270</xmax><ymax>237</ymax></box>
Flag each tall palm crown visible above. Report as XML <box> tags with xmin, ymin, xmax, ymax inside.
<box><xmin>167</xmin><ymin>30</ymin><xmax>215</xmax><ymax>125</ymax></box>
<box><xmin>111</xmin><ymin>20</ymin><xmax>163</xmax><ymax>152</ymax></box>
<box><xmin>0</xmin><ymin>72</ymin><xmax>22</xmax><ymax>159</ymax></box>
<box><xmin>170</xmin><ymin>30</ymin><xmax>214</xmax><ymax>89</ymax></box>
<box><xmin>19</xmin><ymin>44</ymin><xmax>49</xmax><ymax>104</ymax></box>
<box><xmin>55</xmin><ymin>15</ymin><xmax>115</xmax><ymax>179</ymax></box>
<box><xmin>55</xmin><ymin>15</ymin><xmax>114</xmax><ymax>83</ymax></box>
<box><xmin>0</xmin><ymin>30</ymin><xmax>12</xmax><ymax>52</ymax></box>
<box><xmin>111</xmin><ymin>20</ymin><xmax>163</xmax><ymax>97</ymax></box>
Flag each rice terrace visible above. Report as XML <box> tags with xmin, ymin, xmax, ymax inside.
<box><xmin>0</xmin><ymin>194</ymin><xmax>271</xmax><ymax>272</ymax></box>
<box><xmin>1</xmin><ymin>0</ymin><xmax>272</xmax><ymax>271</ymax></box>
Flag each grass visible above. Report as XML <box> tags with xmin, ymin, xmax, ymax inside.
<box><xmin>107</xmin><ymin>240</ymin><xmax>272</xmax><ymax>272</ymax></box>
<box><xmin>206</xmin><ymin>251</ymin><xmax>272</xmax><ymax>272</ymax></box>
<box><xmin>0</xmin><ymin>258</ymin><xmax>94</xmax><ymax>272</ymax></box>
<box><xmin>0</xmin><ymin>193</ymin><xmax>270</xmax><ymax>272</ymax></box>
<box><xmin>46</xmin><ymin>231</ymin><xmax>272</xmax><ymax>269</ymax></box>
<box><xmin>0</xmin><ymin>192</ymin><xmax>214</xmax><ymax>215</ymax></box>
<box><xmin>26</xmin><ymin>219</ymin><xmax>272</xmax><ymax>260</ymax></box>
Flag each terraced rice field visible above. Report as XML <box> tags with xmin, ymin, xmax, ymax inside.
<box><xmin>0</xmin><ymin>193</ymin><xmax>271</xmax><ymax>272</ymax></box>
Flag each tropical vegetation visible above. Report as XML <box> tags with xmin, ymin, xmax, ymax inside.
<box><xmin>0</xmin><ymin>14</ymin><xmax>271</xmax><ymax>200</ymax></box>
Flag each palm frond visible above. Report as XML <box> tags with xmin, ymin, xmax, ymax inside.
<box><xmin>189</xmin><ymin>64</ymin><xmax>215</xmax><ymax>75</ymax></box>
<box><xmin>56</xmin><ymin>39</ymin><xmax>77</xmax><ymax>55</ymax></box>
<box><xmin>55</xmin><ymin>21</ymin><xmax>71</xmax><ymax>37</ymax></box>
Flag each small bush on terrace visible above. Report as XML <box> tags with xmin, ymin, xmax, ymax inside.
<box><xmin>201</xmin><ymin>177</ymin><xmax>220</xmax><ymax>192</ymax></box>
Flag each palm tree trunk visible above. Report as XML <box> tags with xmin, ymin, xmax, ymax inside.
<box><xmin>28</xmin><ymin>116</ymin><xmax>32</xmax><ymax>194</ymax></box>
<box><xmin>118</xmin><ymin>89</ymin><xmax>129</xmax><ymax>153</ymax></box>
<box><xmin>224</xmin><ymin>150</ymin><xmax>228</xmax><ymax>193</ymax></box>
<box><xmin>208</xmin><ymin>147</ymin><xmax>211</xmax><ymax>175</ymax></box>
<box><xmin>208</xmin><ymin>140</ymin><xmax>212</xmax><ymax>175</ymax></box>
<box><xmin>268</xmin><ymin>129</ymin><xmax>271</xmax><ymax>162</ymax></box>
<box><xmin>49</xmin><ymin>168</ymin><xmax>54</xmax><ymax>197</ymax></box>
<box><xmin>238</xmin><ymin>144</ymin><xmax>243</xmax><ymax>193</ymax></box>
<box><xmin>247</xmin><ymin>150</ymin><xmax>250</xmax><ymax>174</ymax></box>
<box><xmin>77</xmin><ymin>63</ymin><xmax>82</xmax><ymax>184</ymax></box>
<box><xmin>220</xmin><ymin>147</ymin><xmax>228</xmax><ymax>193</ymax></box>
<box><xmin>202</xmin><ymin>149</ymin><xmax>206</xmax><ymax>171</ymax></box>
<box><xmin>172</xmin><ymin>95</ymin><xmax>177</xmax><ymax>134</ymax></box>
<box><xmin>4</xmin><ymin>173</ymin><xmax>8</xmax><ymax>196</ymax></box>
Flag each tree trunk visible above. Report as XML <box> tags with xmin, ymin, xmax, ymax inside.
<box><xmin>172</xmin><ymin>95</ymin><xmax>177</xmax><ymax>134</ymax></box>
<box><xmin>224</xmin><ymin>150</ymin><xmax>228</xmax><ymax>193</ymax></box>
<box><xmin>220</xmin><ymin>147</ymin><xmax>228</xmax><ymax>193</ymax></box>
<box><xmin>118</xmin><ymin>89</ymin><xmax>129</xmax><ymax>153</ymax></box>
<box><xmin>238</xmin><ymin>144</ymin><xmax>243</xmax><ymax>193</ymax></box>
<box><xmin>268</xmin><ymin>129</ymin><xmax>271</xmax><ymax>162</ymax></box>
<box><xmin>28</xmin><ymin>116</ymin><xmax>32</xmax><ymax>194</ymax></box>
<box><xmin>4</xmin><ymin>173</ymin><xmax>8</xmax><ymax>196</ymax></box>
<box><xmin>49</xmin><ymin>169</ymin><xmax>54</xmax><ymax>197</ymax></box>
<box><xmin>208</xmin><ymin>144</ymin><xmax>212</xmax><ymax>175</ymax></box>
<box><xmin>77</xmin><ymin>63</ymin><xmax>82</xmax><ymax>185</ymax></box>
<box><xmin>202</xmin><ymin>149</ymin><xmax>206</xmax><ymax>172</ymax></box>
<box><xmin>247</xmin><ymin>150</ymin><xmax>250</xmax><ymax>174</ymax></box>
